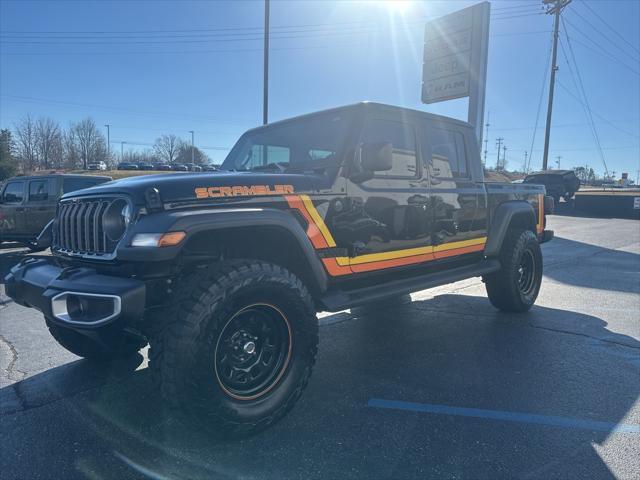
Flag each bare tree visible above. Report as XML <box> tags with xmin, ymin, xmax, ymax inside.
<box><xmin>153</xmin><ymin>134</ymin><xmax>182</xmax><ymax>164</ymax></box>
<box><xmin>35</xmin><ymin>117</ymin><xmax>61</xmax><ymax>169</ymax></box>
<box><xmin>14</xmin><ymin>115</ymin><xmax>38</xmax><ymax>172</ymax></box>
<box><xmin>70</xmin><ymin>118</ymin><xmax>107</xmax><ymax>169</ymax></box>
<box><xmin>176</xmin><ymin>143</ymin><xmax>209</xmax><ymax>165</ymax></box>
<box><xmin>63</xmin><ymin>128</ymin><xmax>81</xmax><ymax>169</ymax></box>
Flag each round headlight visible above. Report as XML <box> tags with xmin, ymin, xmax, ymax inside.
<box><xmin>103</xmin><ymin>199</ymin><xmax>130</xmax><ymax>242</ymax></box>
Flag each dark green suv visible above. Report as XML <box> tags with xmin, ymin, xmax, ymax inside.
<box><xmin>0</xmin><ymin>174</ymin><xmax>111</xmax><ymax>250</ymax></box>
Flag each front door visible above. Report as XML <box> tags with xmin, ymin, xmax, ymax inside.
<box><xmin>424</xmin><ymin>123</ymin><xmax>487</xmax><ymax>261</ymax></box>
<box><xmin>0</xmin><ymin>180</ymin><xmax>27</xmax><ymax>239</ymax></box>
<box><xmin>342</xmin><ymin>115</ymin><xmax>433</xmax><ymax>274</ymax></box>
<box><xmin>25</xmin><ymin>178</ymin><xmax>56</xmax><ymax>237</ymax></box>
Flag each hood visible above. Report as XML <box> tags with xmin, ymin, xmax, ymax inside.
<box><xmin>61</xmin><ymin>171</ymin><xmax>323</xmax><ymax>205</ymax></box>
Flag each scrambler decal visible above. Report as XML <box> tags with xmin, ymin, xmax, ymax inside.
<box><xmin>195</xmin><ymin>184</ymin><xmax>294</xmax><ymax>199</ymax></box>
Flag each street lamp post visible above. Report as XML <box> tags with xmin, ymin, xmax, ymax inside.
<box><xmin>104</xmin><ymin>124</ymin><xmax>110</xmax><ymax>157</ymax></box>
<box><xmin>189</xmin><ymin>130</ymin><xmax>195</xmax><ymax>164</ymax></box>
<box><xmin>121</xmin><ymin>141</ymin><xmax>126</xmax><ymax>162</ymax></box>
<box><xmin>263</xmin><ymin>0</ymin><xmax>270</xmax><ymax>125</ymax></box>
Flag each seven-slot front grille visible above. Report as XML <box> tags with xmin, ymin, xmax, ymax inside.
<box><xmin>54</xmin><ymin>198</ymin><xmax>118</xmax><ymax>256</ymax></box>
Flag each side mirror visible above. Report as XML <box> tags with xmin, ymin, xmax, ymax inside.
<box><xmin>361</xmin><ymin>142</ymin><xmax>393</xmax><ymax>172</ymax></box>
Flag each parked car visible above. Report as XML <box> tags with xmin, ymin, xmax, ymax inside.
<box><xmin>87</xmin><ymin>161</ymin><xmax>107</xmax><ymax>171</ymax></box>
<box><xmin>117</xmin><ymin>163</ymin><xmax>138</xmax><ymax>170</ymax></box>
<box><xmin>185</xmin><ymin>163</ymin><xmax>203</xmax><ymax>172</ymax></box>
<box><xmin>0</xmin><ymin>174</ymin><xmax>111</xmax><ymax>250</ymax></box>
<box><xmin>202</xmin><ymin>164</ymin><xmax>219</xmax><ymax>172</ymax></box>
<box><xmin>524</xmin><ymin>170</ymin><xmax>580</xmax><ymax>203</ymax></box>
<box><xmin>154</xmin><ymin>164</ymin><xmax>172</xmax><ymax>171</ymax></box>
<box><xmin>137</xmin><ymin>163</ymin><xmax>155</xmax><ymax>171</ymax></box>
<box><xmin>6</xmin><ymin>102</ymin><xmax>553</xmax><ymax>436</ymax></box>
<box><xmin>172</xmin><ymin>164</ymin><xmax>188</xmax><ymax>171</ymax></box>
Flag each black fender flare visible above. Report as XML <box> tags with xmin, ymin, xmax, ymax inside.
<box><xmin>117</xmin><ymin>207</ymin><xmax>328</xmax><ymax>292</ymax></box>
<box><xmin>484</xmin><ymin>201</ymin><xmax>537</xmax><ymax>257</ymax></box>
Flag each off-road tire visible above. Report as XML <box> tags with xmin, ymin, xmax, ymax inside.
<box><xmin>483</xmin><ymin>229</ymin><xmax>542</xmax><ymax>313</ymax></box>
<box><xmin>151</xmin><ymin>260</ymin><xmax>318</xmax><ymax>438</ymax></box>
<box><xmin>46</xmin><ymin>321</ymin><xmax>146</xmax><ymax>361</ymax></box>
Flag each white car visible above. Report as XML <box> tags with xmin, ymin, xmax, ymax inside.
<box><xmin>87</xmin><ymin>161</ymin><xmax>107</xmax><ymax>171</ymax></box>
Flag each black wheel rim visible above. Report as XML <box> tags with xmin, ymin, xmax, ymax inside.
<box><xmin>214</xmin><ymin>304</ymin><xmax>292</xmax><ymax>400</ymax></box>
<box><xmin>517</xmin><ymin>249</ymin><xmax>536</xmax><ymax>296</ymax></box>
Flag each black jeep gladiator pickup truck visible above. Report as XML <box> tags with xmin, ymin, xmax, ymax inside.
<box><xmin>6</xmin><ymin>102</ymin><xmax>554</xmax><ymax>436</ymax></box>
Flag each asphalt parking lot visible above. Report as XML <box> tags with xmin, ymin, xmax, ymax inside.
<box><xmin>1</xmin><ymin>210</ymin><xmax>639</xmax><ymax>480</ymax></box>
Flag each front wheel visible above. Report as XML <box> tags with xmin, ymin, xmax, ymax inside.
<box><xmin>152</xmin><ymin>260</ymin><xmax>318</xmax><ymax>437</ymax></box>
<box><xmin>483</xmin><ymin>229</ymin><xmax>543</xmax><ymax>313</ymax></box>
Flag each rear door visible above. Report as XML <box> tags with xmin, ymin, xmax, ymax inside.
<box><xmin>25</xmin><ymin>177</ymin><xmax>56</xmax><ymax>237</ymax></box>
<box><xmin>425</xmin><ymin>123</ymin><xmax>487</xmax><ymax>260</ymax></box>
<box><xmin>0</xmin><ymin>180</ymin><xmax>27</xmax><ymax>239</ymax></box>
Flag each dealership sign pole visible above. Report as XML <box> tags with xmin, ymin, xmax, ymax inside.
<box><xmin>422</xmin><ymin>2</ymin><xmax>490</xmax><ymax>151</ymax></box>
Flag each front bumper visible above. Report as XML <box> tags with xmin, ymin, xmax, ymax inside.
<box><xmin>5</xmin><ymin>258</ymin><xmax>145</xmax><ymax>329</ymax></box>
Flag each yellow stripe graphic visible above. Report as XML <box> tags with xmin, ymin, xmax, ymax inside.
<box><xmin>300</xmin><ymin>195</ymin><xmax>337</xmax><ymax>247</ymax></box>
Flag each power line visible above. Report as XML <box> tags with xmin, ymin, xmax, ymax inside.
<box><xmin>527</xmin><ymin>30</ymin><xmax>554</xmax><ymax>173</ymax></box>
<box><xmin>571</xmin><ymin>3</ymin><xmax>640</xmax><ymax>60</ymax></box>
<box><xmin>563</xmin><ymin>17</ymin><xmax>640</xmax><ymax>76</ymax></box>
<box><xmin>581</xmin><ymin>0</ymin><xmax>639</xmax><ymax>55</ymax></box>
<box><xmin>0</xmin><ymin>94</ymin><xmax>255</xmax><ymax>126</ymax></box>
<box><xmin>560</xmin><ymin>16</ymin><xmax>610</xmax><ymax>176</ymax></box>
<box><xmin>0</xmin><ymin>29</ymin><xmax>553</xmax><ymax>57</ymax></box>
<box><xmin>0</xmin><ymin>13</ymin><xmax>544</xmax><ymax>46</ymax></box>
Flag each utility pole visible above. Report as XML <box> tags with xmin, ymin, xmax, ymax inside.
<box><xmin>495</xmin><ymin>137</ymin><xmax>504</xmax><ymax>170</ymax></box>
<box><xmin>189</xmin><ymin>130</ymin><xmax>195</xmax><ymax>164</ymax></box>
<box><xmin>483</xmin><ymin>112</ymin><xmax>490</xmax><ymax>167</ymax></box>
<box><xmin>121</xmin><ymin>141</ymin><xmax>126</xmax><ymax>162</ymax></box>
<box><xmin>263</xmin><ymin>0</ymin><xmax>270</xmax><ymax>125</ymax></box>
<box><xmin>503</xmin><ymin>145</ymin><xmax>508</xmax><ymax>171</ymax></box>
<box><xmin>104</xmin><ymin>124</ymin><xmax>110</xmax><ymax>157</ymax></box>
<box><xmin>542</xmin><ymin>0</ymin><xmax>572</xmax><ymax>170</ymax></box>
<box><xmin>556</xmin><ymin>155</ymin><xmax>562</xmax><ymax>169</ymax></box>
<box><xmin>523</xmin><ymin>151</ymin><xmax>528</xmax><ymax>173</ymax></box>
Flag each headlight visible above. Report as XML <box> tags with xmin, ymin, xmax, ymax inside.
<box><xmin>103</xmin><ymin>199</ymin><xmax>131</xmax><ymax>242</ymax></box>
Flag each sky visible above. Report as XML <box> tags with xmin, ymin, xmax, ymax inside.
<box><xmin>0</xmin><ymin>0</ymin><xmax>638</xmax><ymax>178</ymax></box>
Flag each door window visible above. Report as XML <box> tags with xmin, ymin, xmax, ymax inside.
<box><xmin>241</xmin><ymin>144</ymin><xmax>291</xmax><ymax>170</ymax></box>
<box><xmin>62</xmin><ymin>177</ymin><xmax>103</xmax><ymax>194</ymax></box>
<box><xmin>362</xmin><ymin>119</ymin><xmax>418</xmax><ymax>178</ymax></box>
<box><xmin>28</xmin><ymin>179</ymin><xmax>51</xmax><ymax>202</ymax></box>
<box><xmin>2</xmin><ymin>182</ymin><xmax>24</xmax><ymax>203</ymax></box>
<box><xmin>429</xmin><ymin>128</ymin><xmax>469</xmax><ymax>178</ymax></box>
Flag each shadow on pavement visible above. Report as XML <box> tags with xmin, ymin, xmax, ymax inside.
<box><xmin>2</xmin><ymin>295</ymin><xmax>638</xmax><ymax>479</ymax></box>
<box><xmin>543</xmin><ymin>236</ymin><xmax>640</xmax><ymax>295</ymax></box>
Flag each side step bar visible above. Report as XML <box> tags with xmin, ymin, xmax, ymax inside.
<box><xmin>319</xmin><ymin>259</ymin><xmax>501</xmax><ymax>312</ymax></box>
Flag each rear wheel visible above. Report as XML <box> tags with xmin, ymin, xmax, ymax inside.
<box><xmin>46</xmin><ymin>321</ymin><xmax>146</xmax><ymax>361</ymax></box>
<box><xmin>483</xmin><ymin>229</ymin><xmax>542</xmax><ymax>313</ymax></box>
<box><xmin>151</xmin><ymin>260</ymin><xmax>318</xmax><ymax>437</ymax></box>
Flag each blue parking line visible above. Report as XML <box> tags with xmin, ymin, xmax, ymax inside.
<box><xmin>367</xmin><ymin>399</ymin><xmax>640</xmax><ymax>435</ymax></box>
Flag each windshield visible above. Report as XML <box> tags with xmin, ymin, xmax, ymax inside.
<box><xmin>221</xmin><ymin>111</ymin><xmax>352</xmax><ymax>172</ymax></box>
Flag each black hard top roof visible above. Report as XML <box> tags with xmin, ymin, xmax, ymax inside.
<box><xmin>244</xmin><ymin>101</ymin><xmax>472</xmax><ymax>134</ymax></box>
<box><xmin>526</xmin><ymin>170</ymin><xmax>575</xmax><ymax>176</ymax></box>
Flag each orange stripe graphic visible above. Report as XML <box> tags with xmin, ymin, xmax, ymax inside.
<box><xmin>537</xmin><ymin>194</ymin><xmax>544</xmax><ymax>234</ymax></box>
<box><xmin>286</xmin><ymin>195</ymin><xmax>486</xmax><ymax>276</ymax></box>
